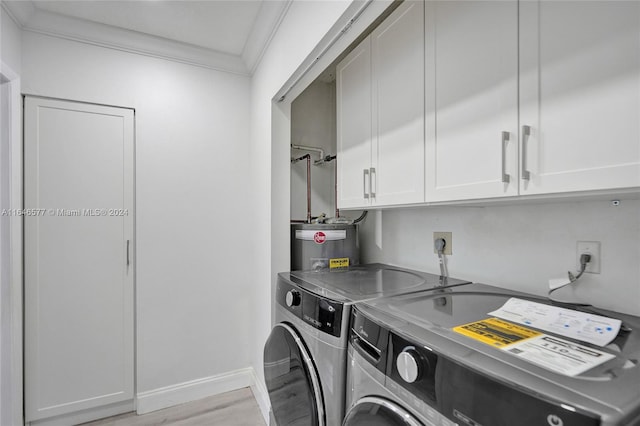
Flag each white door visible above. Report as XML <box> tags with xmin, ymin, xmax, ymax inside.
<box><xmin>519</xmin><ymin>1</ymin><xmax>640</xmax><ymax>195</ymax></box>
<box><xmin>337</xmin><ymin>38</ymin><xmax>373</xmax><ymax>209</ymax></box>
<box><xmin>372</xmin><ymin>0</ymin><xmax>425</xmax><ymax>206</ymax></box>
<box><xmin>24</xmin><ymin>97</ymin><xmax>134</xmax><ymax>422</ymax></box>
<box><xmin>425</xmin><ymin>0</ymin><xmax>519</xmax><ymax>202</ymax></box>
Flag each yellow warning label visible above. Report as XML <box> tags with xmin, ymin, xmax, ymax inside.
<box><xmin>329</xmin><ymin>257</ymin><xmax>350</xmax><ymax>269</ymax></box>
<box><xmin>453</xmin><ymin>318</ymin><xmax>541</xmax><ymax>347</ymax></box>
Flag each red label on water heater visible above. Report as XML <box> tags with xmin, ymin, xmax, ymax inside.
<box><xmin>313</xmin><ymin>231</ymin><xmax>326</xmax><ymax>244</ymax></box>
<box><xmin>295</xmin><ymin>230</ymin><xmax>347</xmax><ymax>242</ymax></box>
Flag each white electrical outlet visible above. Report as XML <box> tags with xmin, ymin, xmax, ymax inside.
<box><xmin>577</xmin><ymin>241</ymin><xmax>601</xmax><ymax>274</ymax></box>
<box><xmin>433</xmin><ymin>232</ymin><xmax>452</xmax><ymax>255</ymax></box>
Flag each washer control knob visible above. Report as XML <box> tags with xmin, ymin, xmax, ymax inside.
<box><xmin>285</xmin><ymin>290</ymin><xmax>301</xmax><ymax>307</ymax></box>
<box><xmin>396</xmin><ymin>349</ymin><xmax>421</xmax><ymax>383</ymax></box>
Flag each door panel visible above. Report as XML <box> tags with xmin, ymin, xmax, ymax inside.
<box><xmin>264</xmin><ymin>323</ymin><xmax>324</xmax><ymax>426</ymax></box>
<box><xmin>343</xmin><ymin>397</ymin><xmax>422</xmax><ymax>426</ymax></box>
<box><xmin>425</xmin><ymin>0</ymin><xmax>519</xmax><ymax>201</ymax></box>
<box><xmin>337</xmin><ymin>38</ymin><xmax>373</xmax><ymax>209</ymax></box>
<box><xmin>372</xmin><ymin>0</ymin><xmax>425</xmax><ymax>206</ymax></box>
<box><xmin>519</xmin><ymin>1</ymin><xmax>640</xmax><ymax>194</ymax></box>
<box><xmin>24</xmin><ymin>97</ymin><xmax>134</xmax><ymax>421</ymax></box>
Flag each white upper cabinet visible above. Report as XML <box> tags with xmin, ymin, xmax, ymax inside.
<box><xmin>371</xmin><ymin>0</ymin><xmax>425</xmax><ymax>206</ymax></box>
<box><xmin>340</xmin><ymin>0</ymin><xmax>638</xmax><ymax>207</ymax></box>
<box><xmin>425</xmin><ymin>0</ymin><xmax>519</xmax><ymax>202</ymax></box>
<box><xmin>337</xmin><ymin>38</ymin><xmax>373</xmax><ymax>209</ymax></box>
<box><xmin>519</xmin><ymin>1</ymin><xmax>640</xmax><ymax>195</ymax></box>
<box><xmin>337</xmin><ymin>0</ymin><xmax>424</xmax><ymax>209</ymax></box>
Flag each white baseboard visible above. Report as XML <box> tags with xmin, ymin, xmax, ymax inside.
<box><xmin>136</xmin><ymin>367</ymin><xmax>271</xmax><ymax>419</ymax></box>
<box><xmin>27</xmin><ymin>400</ymin><xmax>133</xmax><ymax>426</ymax></box>
<box><xmin>136</xmin><ymin>368</ymin><xmax>254</xmax><ymax>415</ymax></box>
<box><xmin>27</xmin><ymin>367</ymin><xmax>271</xmax><ymax>425</ymax></box>
<box><xmin>249</xmin><ymin>369</ymin><xmax>270</xmax><ymax>424</ymax></box>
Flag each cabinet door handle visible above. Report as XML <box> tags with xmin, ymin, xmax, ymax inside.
<box><xmin>126</xmin><ymin>240</ymin><xmax>130</xmax><ymax>267</ymax></box>
<box><xmin>522</xmin><ymin>125</ymin><xmax>531</xmax><ymax>180</ymax></box>
<box><xmin>501</xmin><ymin>131</ymin><xmax>510</xmax><ymax>183</ymax></box>
<box><xmin>369</xmin><ymin>167</ymin><xmax>376</xmax><ymax>199</ymax></box>
<box><xmin>363</xmin><ymin>169</ymin><xmax>370</xmax><ymax>199</ymax></box>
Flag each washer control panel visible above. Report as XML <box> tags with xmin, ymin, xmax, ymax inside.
<box><xmin>390</xmin><ymin>332</ymin><xmax>438</xmax><ymax>406</ymax></box>
<box><xmin>276</xmin><ymin>277</ymin><xmax>343</xmax><ymax>338</ymax></box>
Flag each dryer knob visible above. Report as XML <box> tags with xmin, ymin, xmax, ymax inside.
<box><xmin>396</xmin><ymin>350</ymin><xmax>421</xmax><ymax>383</ymax></box>
<box><xmin>285</xmin><ymin>290</ymin><xmax>301</xmax><ymax>307</ymax></box>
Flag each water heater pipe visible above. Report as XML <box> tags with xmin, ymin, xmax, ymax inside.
<box><xmin>291</xmin><ymin>144</ymin><xmax>324</xmax><ymax>162</ymax></box>
<box><xmin>306</xmin><ymin>154</ymin><xmax>311</xmax><ymax>223</ymax></box>
<box><xmin>331</xmin><ymin>155</ymin><xmax>339</xmax><ymax>218</ymax></box>
<box><xmin>292</xmin><ymin>153</ymin><xmax>312</xmax><ymax>223</ymax></box>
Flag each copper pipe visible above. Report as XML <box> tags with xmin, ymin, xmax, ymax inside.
<box><xmin>333</xmin><ymin>156</ymin><xmax>339</xmax><ymax>218</ymax></box>
<box><xmin>292</xmin><ymin>153</ymin><xmax>312</xmax><ymax>223</ymax></box>
<box><xmin>306</xmin><ymin>154</ymin><xmax>311</xmax><ymax>223</ymax></box>
<box><xmin>291</xmin><ymin>144</ymin><xmax>324</xmax><ymax>163</ymax></box>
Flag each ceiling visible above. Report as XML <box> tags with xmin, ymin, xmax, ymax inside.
<box><xmin>30</xmin><ymin>1</ymin><xmax>263</xmax><ymax>56</ymax></box>
<box><xmin>2</xmin><ymin>0</ymin><xmax>291</xmax><ymax>75</ymax></box>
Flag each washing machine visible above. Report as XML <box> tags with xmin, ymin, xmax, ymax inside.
<box><xmin>344</xmin><ymin>283</ymin><xmax>640</xmax><ymax>426</ymax></box>
<box><xmin>263</xmin><ymin>264</ymin><xmax>471</xmax><ymax>426</ymax></box>
<box><xmin>344</xmin><ymin>291</ymin><xmax>457</xmax><ymax>426</ymax></box>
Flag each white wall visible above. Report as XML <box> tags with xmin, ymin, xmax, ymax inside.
<box><xmin>21</xmin><ymin>31</ymin><xmax>253</xmax><ymax>397</ymax></box>
<box><xmin>359</xmin><ymin>198</ymin><xmax>640</xmax><ymax>315</ymax></box>
<box><xmin>1</xmin><ymin>3</ymin><xmax>22</xmax><ymax>75</ymax></box>
<box><xmin>290</xmin><ymin>80</ymin><xmax>337</xmax><ymax>220</ymax></box>
<box><xmin>0</xmin><ymin>4</ymin><xmax>21</xmax><ymax>425</ymax></box>
<box><xmin>248</xmin><ymin>0</ymin><xmax>353</xmax><ymax>413</ymax></box>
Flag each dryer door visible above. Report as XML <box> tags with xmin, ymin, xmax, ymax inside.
<box><xmin>264</xmin><ymin>323</ymin><xmax>325</xmax><ymax>426</ymax></box>
<box><xmin>343</xmin><ymin>397</ymin><xmax>423</xmax><ymax>426</ymax></box>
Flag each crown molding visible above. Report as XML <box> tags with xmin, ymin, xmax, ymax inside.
<box><xmin>25</xmin><ymin>7</ymin><xmax>249</xmax><ymax>75</ymax></box>
<box><xmin>242</xmin><ymin>0</ymin><xmax>292</xmax><ymax>75</ymax></box>
<box><xmin>2</xmin><ymin>0</ymin><xmax>291</xmax><ymax>76</ymax></box>
<box><xmin>1</xmin><ymin>0</ymin><xmax>35</xmax><ymax>27</ymax></box>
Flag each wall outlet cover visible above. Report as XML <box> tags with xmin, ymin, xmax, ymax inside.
<box><xmin>577</xmin><ymin>241</ymin><xmax>601</xmax><ymax>274</ymax></box>
<box><xmin>433</xmin><ymin>232</ymin><xmax>452</xmax><ymax>255</ymax></box>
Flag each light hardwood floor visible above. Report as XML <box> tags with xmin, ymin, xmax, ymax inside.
<box><xmin>80</xmin><ymin>388</ymin><xmax>266</xmax><ymax>426</ymax></box>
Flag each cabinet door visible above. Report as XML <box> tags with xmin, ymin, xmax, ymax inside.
<box><xmin>520</xmin><ymin>1</ymin><xmax>640</xmax><ymax>195</ymax></box>
<box><xmin>371</xmin><ymin>0</ymin><xmax>425</xmax><ymax>206</ymax></box>
<box><xmin>24</xmin><ymin>97</ymin><xmax>134</xmax><ymax>422</ymax></box>
<box><xmin>425</xmin><ymin>0</ymin><xmax>519</xmax><ymax>202</ymax></box>
<box><xmin>337</xmin><ymin>38</ymin><xmax>372</xmax><ymax>209</ymax></box>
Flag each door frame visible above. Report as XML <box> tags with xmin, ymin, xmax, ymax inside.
<box><xmin>1</xmin><ymin>60</ymin><xmax>24</xmax><ymax>426</ymax></box>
